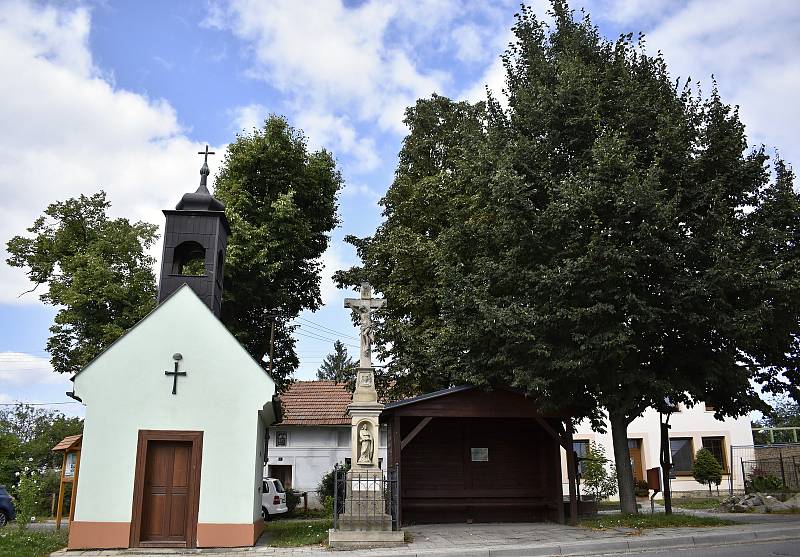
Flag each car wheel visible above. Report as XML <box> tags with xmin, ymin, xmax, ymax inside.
<box><xmin>261</xmin><ymin>506</ymin><xmax>269</xmax><ymax>521</ymax></box>
<box><xmin>0</xmin><ymin>512</ymin><xmax>7</xmax><ymax>527</ymax></box>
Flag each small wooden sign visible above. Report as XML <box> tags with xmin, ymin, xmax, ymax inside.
<box><xmin>646</xmin><ymin>467</ymin><xmax>661</xmax><ymax>493</ymax></box>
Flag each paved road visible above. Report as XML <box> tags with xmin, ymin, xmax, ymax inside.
<box><xmin>600</xmin><ymin>539</ymin><xmax>800</xmax><ymax>556</ymax></box>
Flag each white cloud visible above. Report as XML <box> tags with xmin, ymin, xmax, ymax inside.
<box><xmin>0</xmin><ymin>1</ymin><xmax>223</xmax><ymax>304</ymax></box>
<box><xmin>208</xmin><ymin>0</ymin><xmax>449</xmax><ymax>136</ymax></box>
<box><xmin>230</xmin><ymin>102</ymin><xmax>269</xmax><ymax>133</ymax></box>
<box><xmin>295</xmin><ymin>112</ymin><xmax>380</xmax><ymax>173</ymax></box>
<box><xmin>641</xmin><ymin>0</ymin><xmax>800</xmax><ymax>165</ymax></box>
<box><xmin>451</xmin><ymin>23</ymin><xmax>486</xmax><ymax>63</ymax></box>
<box><xmin>317</xmin><ymin>244</ymin><xmax>353</xmax><ymax>306</ymax></box>
<box><xmin>0</xmin><ymin>352</ymin><xmax>65</xmax><ymax>386</ymax></box>
<box><xmin>591</xmin><ymin>0</ymin><xmax>677</xmax><ymax>25</ymax></box>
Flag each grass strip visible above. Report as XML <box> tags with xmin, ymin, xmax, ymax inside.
<box><xmin>0</xmin><ymin>528</ymin><xmax>69</xmax><ymax>557</ymax></box>
<box><xmin>580</xmin><ymin>513</ymin><xmax>735</xmax><ymax>530</ymax></box>
<box><xmin>671</xmin><ymin>498</ymin><xmax>723</xmax><ymax>510</ymax></box>
<box><xmin>263</xmin><ymin>518</ymin><xmax>332</xmax><ymax>547</ymax></box>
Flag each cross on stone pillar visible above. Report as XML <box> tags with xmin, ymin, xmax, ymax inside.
<box><xmin>344</xmin><ymin>283</ymin><xmax>385</xmax><ymax>369</ymax></box>
<box><xmin>164</xmin><ymin>354</ymin><xmax>187</xmax><ymax>395</ymax></box>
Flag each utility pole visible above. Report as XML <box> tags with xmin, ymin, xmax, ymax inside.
<box><xmin>268</xmin><ymin>314</ymin><xmax>277</xmax><ymax>374</ymax></box>
<box><xmin>659</xmin><ymin>411</ymin><xmax>673</xmax><ymax>515</ymax></box>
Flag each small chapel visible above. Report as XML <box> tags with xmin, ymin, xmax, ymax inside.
<box><xmin>67</xmin><ymin>151</ymin><xmax>277</xmax><ymax>549</ymax></box>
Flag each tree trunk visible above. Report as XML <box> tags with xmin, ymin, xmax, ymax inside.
<box><xmin>609</xmin><ymin>408</ymin><xmax>637</xmax><ymax>514</ymax></box>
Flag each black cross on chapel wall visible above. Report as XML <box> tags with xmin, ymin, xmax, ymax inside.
<box><xmin>165</xmin><ymin>353</ymin><xmax>187</xmax><ymax>395</ymax></box>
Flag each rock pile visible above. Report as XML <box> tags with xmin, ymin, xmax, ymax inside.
<box><xmin>720</xmin><ymin>493</ymin><xmax>800</xmax><ymax>513</ymax></box>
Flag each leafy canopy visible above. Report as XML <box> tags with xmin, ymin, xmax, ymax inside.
<box><xmin>214</xmin><ymin>115</ymin><xmax>343</xmax><ymax>391</ymax></box>
<box><xmin>6</xmin><ymin>192</ymin><xmax>158</xmax><ymax>375</ymax></box>
<box><xmin>337</xmin><ymin>0</ymin><xmax>800</xmax><ymax>512</ymax></box>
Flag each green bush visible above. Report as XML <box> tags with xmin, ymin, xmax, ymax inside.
<box><xmin>692</xmin><ymin>448</ymin><xmax>723</xmax><ymax>496</ymax></box>
<box><xmin>316</xmin><ymin>462</ymin><xmax>348</xmax><ymax>503</ymax></box>
<box><xmin>581</xmin><ymin>442</ymin><xmax>618</xmax><ymax>501</ymax></box>
<box><xmin>753</xmin><ymin>474</ymin><xmax>784</xmax><ymax>492</ymax></box>
<box><xmin>634</xmin><ymin>479</ymin><xmax>650</xmax><ymax>497</ymax></box>
<box><xmin>15</xmin><ymin>463</ymin><xmax>42</xmax><ymax>530</ymax></box>
<box><xmin>285</xmin><ymin>488</ymin><xmax>301</xmax><ymax>513</ymax></box>
<box><xmin>323</xmin><ymin>495</ymin><xmax>334</xmax><ymax>518</ymax></box>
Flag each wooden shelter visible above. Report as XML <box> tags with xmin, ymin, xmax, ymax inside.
<box><xmin>52</xmin><ymin>433</ymin><xmax>82</xmax><ymax>530</ymax></box>
<box><xmin>382</xmin><ymin>386</ymin><xmax>578</xmax><ymax>525</ymax></box>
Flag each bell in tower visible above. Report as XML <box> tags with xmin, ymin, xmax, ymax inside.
<box><xmin>158</xmin><ymin>146</ymin><xmax>230</xmax><ymax>316</ymax></box>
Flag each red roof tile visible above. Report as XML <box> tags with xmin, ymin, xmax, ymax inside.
<box><xmin>278</xmin><ymin>381</ymin><xmax>352</xmax><ymax>425</ymax></box>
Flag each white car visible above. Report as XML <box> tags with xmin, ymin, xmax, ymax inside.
<box><xmin>262</xmin><ymin>477</ymin><xmax>288</xmax><ymax>520</ymax></box>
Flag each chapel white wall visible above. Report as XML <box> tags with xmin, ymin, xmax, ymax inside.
<box><xmin>73</xmin><ymin>287</ymin><xmax>275</xmax><ymax>525</ymax></box>
<box><xmin>561</xmin><ymin>403</ymin><xmax>754</xmax><ymax>495</ymax></box>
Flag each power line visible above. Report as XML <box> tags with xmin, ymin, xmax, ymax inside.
<box><xmin>294</xmin><ymin>330</ymin><xmax>360</xmax><ymax>349</ymax></box>
<box><xmin>0</xmin><ymin>401</ymin><xmax>79</xmax><ymax>406</ymax></box>
<box><xmin>295</xmin><ymin>316</ymin><xmax>359</xmax><ymax>340</ymax></box>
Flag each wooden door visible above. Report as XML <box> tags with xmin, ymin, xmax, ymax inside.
<box><xmin>140</xmin><ymin>441</ymin><xmax>191</xmax><ymax>544</ymax></box>
<box><xmin>628</xmin><ymin>440</ymin><xmax>644</xmax><ymax>483</ymax></box>
<box><xmin>269</xmin><ymin>465</ymin><xmax>292</xmax><ymax>489</ymax></box>
<box><xmin>131</xmin><ymin>431</ymin><xmax>202</xmax><ymax>548</ymax></box>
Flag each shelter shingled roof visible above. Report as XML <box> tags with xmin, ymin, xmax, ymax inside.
<box><xmin>277</xmin><ymin>380</ymin><xmax>352</xmax><ymax>426</ymax></box>
<box><xmin>52</xmin><ymin>434</ymin><xmax>82</xmax><ymax>452</ymax></box>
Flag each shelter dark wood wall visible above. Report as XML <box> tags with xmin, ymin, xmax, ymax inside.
<box><xmin>398</xmin><ymin>417</ymin><xmax>560</xmax><ymax>523</ymax></box>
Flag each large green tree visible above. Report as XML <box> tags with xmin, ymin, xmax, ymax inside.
<box><xmin>215</xmin><ymin>116</ymin><xmax>343</xmax><ymax>390</ymax></box>
<box><xmin>6</xmin><ymin>192</ymin><xmax>159</xmax><ymax>374</ymax></box>
<box><xmin>338</xmin><ymin>1</ymin><xmax>800</xmax><ymax>514</ymax></box>
<box><xmin>0</xmin><ymin>404</ymin><xmax>83</xmax><ymax>488</ymax></box>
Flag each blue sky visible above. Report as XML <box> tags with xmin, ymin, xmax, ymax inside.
<box><xmin>1</xmin><ymin>0</ymin><xmax>798</xmax><ymax>417</ymax></box>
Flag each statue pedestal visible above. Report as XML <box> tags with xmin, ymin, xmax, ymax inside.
<box><xmin>329</xmin><ymin>364</ymin><xmax>404</xmax><ymax>548</ymax></box>
<box><xmin>329</xmin><ymin>468</ymin><xmax>404</xmax><ymax>548</ymax></box>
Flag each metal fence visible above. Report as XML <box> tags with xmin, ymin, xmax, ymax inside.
<box><xmin>729</xmin><ymin>444</ymin><xmax>800</xmax><ymax>495</ymax></box>
<box><xmin>332</xmin><ymin>464</ymin><xmax>401</xmax><ymax>531</ymax></box>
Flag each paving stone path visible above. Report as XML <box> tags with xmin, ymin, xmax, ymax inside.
<box><xmin>56</xmin><ymin>515</ymin><xmax>800</xmax><ymax>557</ymax></box>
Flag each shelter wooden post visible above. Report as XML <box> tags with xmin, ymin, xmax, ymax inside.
<box><xmin>565</xmin><ymin>423</ymin><xmax>578</xmax><ymax>526</ymax></box>
<box><xmin>55</xmin><ymin>451</ymin><xmax>67</xmax><ymax>530</ymax></box>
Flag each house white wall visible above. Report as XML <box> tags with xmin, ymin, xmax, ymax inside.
<box><xmin>266</xmin><ymin>425</ymin><xmax>388</xmax><ymax>507</ymax></box>
<box><xmin>73</xmin><ymin>286</ymin><xmax>276</xmax><ymax>528</ymax></box>
<box><xmin>561</xmin><ymin>403</ymin><xmax>754</xmax><ymax>496</ymax></box>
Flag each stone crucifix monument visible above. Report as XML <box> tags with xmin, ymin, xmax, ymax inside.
<box><xmin>329</xmin><ymin>284</ymin><xmax>403</xmax><ymax>548</ymax></box>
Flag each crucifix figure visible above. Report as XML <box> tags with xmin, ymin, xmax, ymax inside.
<box><xmin>344</xmin><ymin>283</ymin><xmax>385</xmax><ymax>368</ymax></box>
<box><xmin>164</xmin><ymin>353</ymin><xmax>187</xmax><ymax>395</ymax></box>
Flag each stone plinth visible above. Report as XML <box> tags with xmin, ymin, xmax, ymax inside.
<box><xmin>338</xmin><ymin>469</ymin><xmax>393</xmax><ymax>531</ymax></box>
<box><xmin>328</xmin><ymin>528</ymin><xmax>405</xmax><ymax>549</ymax></box>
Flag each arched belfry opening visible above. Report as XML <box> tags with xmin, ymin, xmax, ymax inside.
<box><xmin>158</xmin><ymin>146</ymin><xmax>230</xmax><ymax>316</ymax></box>
<box><xmin>172</xmin><ymin>241</ymin><xmax>207</xmax><ymax>276</ymax></box>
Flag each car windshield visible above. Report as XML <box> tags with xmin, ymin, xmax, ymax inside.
<box><xmin>272</xmin><ymin>479</ymin><xmax>285</xmax><ymax>493</ymax></box>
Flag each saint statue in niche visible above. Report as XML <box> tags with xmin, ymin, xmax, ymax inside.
<box><xmin>357</xmin><ymin>423</ymin><xmax>374</xmax><ymax>465</ymax></box>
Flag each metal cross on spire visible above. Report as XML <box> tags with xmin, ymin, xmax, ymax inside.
<box><xmin>198</xmin><ymin>145</ymin><xmax>215</xmax><ymax>163</ymax></box>
<box><xmin>197</xmin><ymin>145</ymin><xmax>215</xmax><ymax>193</ymax></box>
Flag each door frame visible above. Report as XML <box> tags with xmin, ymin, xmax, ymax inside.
<box><xmin>130</xmin><ymin>430</ymin><xmax>203</xmax><ymax>548</ymax></box>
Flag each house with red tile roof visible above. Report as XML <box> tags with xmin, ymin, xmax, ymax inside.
<box><xmin>267</xmin><ymin>380</ymin><xmax>387</xmax><ymax>507</ymax></box>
